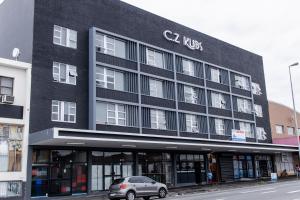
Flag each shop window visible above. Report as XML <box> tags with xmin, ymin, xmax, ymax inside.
<box><xmin>0</xmin><ymin>181</ymin><xmax>22</xmax><ymax>197</ymax></box>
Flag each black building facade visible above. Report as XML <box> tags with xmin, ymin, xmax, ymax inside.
<box><xmin>0</xmin><ymin>0</ymin><xmax>298</xmax><ymax>199</ymax></box>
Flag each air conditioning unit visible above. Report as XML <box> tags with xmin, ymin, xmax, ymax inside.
<box><xmin>1</xmin><ymin>95</ymin><xmax>14</xmax><ymax>104</ymax></box>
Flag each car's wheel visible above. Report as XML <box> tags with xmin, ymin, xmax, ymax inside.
<box><xmin>143</xmin><ymin>197</ymin><xmax>150</xmax><ymax>200</ymax></box>
<box><xmin>126</xmin><ymin>191</ymin><xmax>136</xmax><ymax>200</ymax></box>
<box><xmin>158</xmin><ymin>188</ymin><xmax>167</xmax><ymax>198</ymax></box>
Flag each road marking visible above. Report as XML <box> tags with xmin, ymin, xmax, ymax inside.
<box><xmin>240</xmin><ymin>187</ymin><xmax>275</xmax><ymax>194</ymax></box>
<box><xmin>216</xmin><ymin>199</ymin><xmax>225</xmax><ymax>200</ymax></box>
<box><xmin>287</xmin><ymin>190</ymin><xmax>300</xmax><ymax>194</ymax></box>
<box><xmin>261</xmin><ymin>190</ymin><xmax>276</xmax><ymax>194</ymax></box>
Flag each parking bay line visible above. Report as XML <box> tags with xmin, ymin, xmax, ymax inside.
<box><xmin>287</xmin><ymin>190</ymin><xmax>300</xmax><ymax>194</ymax></box>
<box><xmin>239</xmin><ymin>187</ymin><xmax>276</xmax><ymax>194</ymax></box>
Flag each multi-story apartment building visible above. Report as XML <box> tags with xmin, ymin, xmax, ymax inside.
<box><xmin>269</xmin><ymin>101</ymin><xmax>299</xmax><ymax>176</ymax></box>
<box><xmin>0</xmin><ymin>58</ymin><xmax>31</xmax><ymax>198</ymax></box>
<box><xmin>0</xmin><ymin>0</ymin><xmax>297</xmax><ymax>199</ymax></box>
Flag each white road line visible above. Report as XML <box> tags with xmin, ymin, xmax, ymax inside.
<box><xmin>261</xmin><ymin>190</ymin><xmax>276</xmax><ymax>194</ymax></box>
<box><xmin>240</xmin><ymin>187</ymin><xmax>276</xmax><ymax>194</ymax></box>
<box><xmin>287</xmin><ymin>190</ymin><xmax>300</xmax><ymax>194</ymax></box>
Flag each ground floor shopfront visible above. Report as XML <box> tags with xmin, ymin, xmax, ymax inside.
<box><xmin>27</xmin><ymin>128</ymin><xmax>298</xmax><ymax>198</ymax></box>
<box><xmin>30</xmin><ymin>148</ymin><xmax>276</xmax><ymax>198</ymax></box>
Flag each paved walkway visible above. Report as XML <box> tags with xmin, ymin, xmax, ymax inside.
<box><xmin>44</xmin><ymin>177</ymin><xmax>298</xmax><ymax>200</ymax></box>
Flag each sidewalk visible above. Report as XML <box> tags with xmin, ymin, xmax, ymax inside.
<box><xmin>46</xmin><ymin>176</ymin><xmax>298</xmax><ymax>200</ymax></box>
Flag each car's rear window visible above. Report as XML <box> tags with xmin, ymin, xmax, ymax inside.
<box><xmin>112</xmin><ymin>178</ymin><xmax>125</xmax><ymax>185</ymax></box>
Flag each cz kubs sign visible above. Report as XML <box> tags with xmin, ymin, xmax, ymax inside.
<box><xmin>232</xmin><ymin>130</ymin><xmax>246</xmax><ymax>142</ymax></box>
<box><xmin>163</xmin><ymin>30</ymin><xmax>203</xmax><ymax>51</ymax></box>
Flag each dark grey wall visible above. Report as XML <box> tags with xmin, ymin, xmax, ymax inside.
<box><xmin>30</xmin><ymin>0</ymin><xmax>271</xmax><ymax>142</ymax></box>
<box><xmin>0</xmin><ymin>0</ymin><xmax>34</xmax><ymax>63</ymax></box>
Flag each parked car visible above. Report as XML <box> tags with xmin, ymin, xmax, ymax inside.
<box><xmin>108</xmin><ymin>176</ymin><xmax>168</xmax><ymax>200</ymax></box>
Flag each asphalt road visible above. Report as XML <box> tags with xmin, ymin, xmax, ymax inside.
<box><xmin>166</xmin><ymin>180</ymin><xmax>300</xmax><ymax>200</ymax></box>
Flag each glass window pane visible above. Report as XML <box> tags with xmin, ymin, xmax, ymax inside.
<box><xmin>115</xmin><ymin>39</ymin><xmax>126</xmax><ymax>59</ymax></box>
<box><xmin>155</xmin><ymin>51</ymin><xmax>164</xmax><ymax>68</ymax></box>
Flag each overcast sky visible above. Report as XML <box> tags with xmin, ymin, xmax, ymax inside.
<box><xmin>122</xmin><ymin>0</ymin><xmax>300</xmax><ymax>111</ymax></box>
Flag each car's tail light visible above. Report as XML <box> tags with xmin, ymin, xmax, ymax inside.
<box><xmin>119</xmin><ymin>183</ymin><xmax>127</xmax><ymax>190</ymax></box>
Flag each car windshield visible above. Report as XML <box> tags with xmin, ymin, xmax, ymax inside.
<box><xmin>112</xmin><ymin>178</ymin><xmax>125</xmax><ymax>185</ymax></box>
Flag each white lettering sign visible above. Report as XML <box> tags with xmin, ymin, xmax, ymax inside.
<box><xmin>163</xmin><ymin>30</ymin><xmax>203</xmax><ymax>51</ymax></box>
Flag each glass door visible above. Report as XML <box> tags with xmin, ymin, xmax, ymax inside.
<box><xmin>104</xmin><ymin>164</ymin><xmax>121</xmax><ymax>190</ymax></box>
<box><xmin>72</xmin><ymin>163</ymin><xmax>87</xmax><ymax>194</ymax></box>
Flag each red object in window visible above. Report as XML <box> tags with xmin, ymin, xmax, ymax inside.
<box><xmin>81</xmin><ymin>185</ymin><xmax>87</xmax><ymax>191</ymax></box>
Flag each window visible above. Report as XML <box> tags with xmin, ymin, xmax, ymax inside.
<box><xmin>237</xmin><ymin>98</ymin><xmax>252</xmax><ymax>114</ymax></box>
<box><xmin>215</xmin><ymin>119</ymin><xmax>225</xmax><ymax>135</ymax></box>
<box><xmin>275</xmin><ymin>125</ymin><xmax>284</xmax><ymax>134</ymax></box>
<box><xmin>239</xmin><ymin>122</ymin><xmax>253</xmax><ymax>138</ymax></box>
<box><xmin>146</xmin><ymin>48</ymin><xmax>164</xmax><ymax>68</ymax></box>
<box><xmin>256</xmin><ymin>127</ymin><xmax>267</xmax><ymax>140</ymax></box>
<box><xmin>106</xmin><ymin>104</ymin><xmax>126</xmax><ymax>126</ymax></box>
<box><xmin>254</xmin><ymin>104</ymin><xmax>263</xmax><ymax>117</ymax></box>
<box><xmin>0</xmin><ymin>125</ymin><xmax>23</xmax><ymax>172</ymax></box>
<box><xmin>0</xmin><ymin>76</ymin><xmax>13</xmax><ymax>96</ymax></box>
<box><xmin>96</xmin><ymin>67</ymin><xmax>115</xmax><ymax>89</ymax></box>
<box><xmin>211</xmin><ymin>68</ymin><xmax>220</xmax><ymax>83</ymax></box>
<box><xmin>51</xmin><ymin>100</ymin><xmax>76</xmax><ymax>123</ymax></box>
<box><xmin>53</xmin><ymin>62</ymin><xmax>77</xmax><ymax>85</ymax></box>
<box><xmin>0</xmin><ymin>181</ymin><xmax>22</xmax><ymax>197</ymax></box>
<box><xmin>184</xmin><ymin>85</ymin><xmax>198</xmax><ymax>104</ymax></box>
<box><xmin>211</xmin><ymin>92</ymin><xmax>226</xmax><ymax>109</ymax></box>
<box><xmin>186</xmin><ymin>114</ymin><xmax>198</xmax><ymax>133</ymax></box>
<box><xmin>53</xmin><ymin>25</ymin><xmax>77</xmax><ymax>49</ymax></box>
<box><xmin>251</xmin><ymin>82</ymin><xmax>262</xmax><ymax>95</ymax></box>
<box><xmin>150</xmin><ymin>110</ymin><xmax>166</xmax><ymax>130</ymax></box>
<box><xmin>149</xmin><ymin>79</ymin><xmax>163</xmax><ymax>98</ymax></box>
<box><xmin>182</xmin><ymin>59</ymin><xmax>195</xmax><ymax>76</ymax></box>
<box><xmin>235</xmin><ymin>75</ymin><xmax>250</xmax><ymax>90</ymax></box>
<box><xmin>287</xmin><ymin>127</ymin><xmax>294</xmax><ymax>135</ymax></box>
<box><xmin>95</xmin><ymin>33</ymin><xmax>126</xmax><ymax>59</ymax></box>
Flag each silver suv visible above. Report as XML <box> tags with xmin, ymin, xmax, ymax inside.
<box><xmin>108</xmin><ymin>176</ymin><xmax>168</xmax><ymax>200</ymax></box>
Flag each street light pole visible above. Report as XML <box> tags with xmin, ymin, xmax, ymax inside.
<box><xmin>288</xmin><ymin>62</ymin><xmax>300</xmax><ymax>161</ymax></box>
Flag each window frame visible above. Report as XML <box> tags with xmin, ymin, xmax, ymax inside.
<box><xmin>210</xmin><ymin>68</ymin><xmax>220</xmax><ymax>83</ymax></box>
<box><xmin>186</xmin><ymin>114</ymin><xmax>199</xmax><ymax>133</ymax></box>
<box><xmin>106</xmin><ymin>103</ymin><xmax>126</xmax><ymax>126</ymax></box>
<box><xmin>211</xmin><ymin>92</ymin><xmax>226</xmax><ymax>109</ymax></box>
<box><xmin>239</xmin><ymin>122</ymin><xmax>253</xmax><ymax>138</ymax></box>
<box><xmin>235</xmin><ymin>75</ymin><xmax>250</xmax><ymax>90</ymax></box>
<box><xmin>53</xmin><ymin>62</ymin><xmax>77</xmax><ymax>85</ymax></box>
<box><xmin>184</xmin><ymin>85</ymin><xmax>198</xmax><ymax>104</ymax></box>
<box><xmin>182</xmin><ymin>59</ymin><xmax>195</xmax><ymax>76</ymax></box>
<box><xmin>275</xmin><ymin>125</ymin><xmax>284</xmax><ymax>134</ymax></box>
<box><xmin>287</xmin><ymin>127</ymin><xmax>294</xmax><ymax>135</ymax></box>
<box><xmin>149</xmin><ymin>78</ymin><xmax>163</xmax><ymax>98</ymax></box>
<box><xmin>96</xmin><ymin>67</ymin><xmax>115</xmax><ymax>89</ymax></box>
<box><xmin>0</xmin><ymin>76</ymin><xmax>14</xmax><ymax>96</ymax></box>
<box><xmin>51</xmin><ymin>100</ymin><xmax>76</xmax><ymax>123</ymax></box>
<box><xmin>146</xmin><ymin>48</ymin><xmax>164</xmax><ymax>69</ymax></box>
<box><xmin>254</xmin><ymin>104</ymin><xmax>263</xmax><ymax>117</ymax></box>
<box><xmin>95</xmin><ymin>33</ymin><xmax>126</xmax><ymax>59</ymax></box>
<box><xmin>237</xmin><ymin>98</ymin><xmax>252</xmax><ymax>114</ymax></box>
<box><xmin>53</xmin><ymin>25</ymin><xmax>77</xmax><ymax>49</ymax></box>
<box><xmin>215</xmin><ymin>118</ymin><xmax>225</xmax><ymax>135</ymax></box>
<box><xmin>150</xmin><ymin>109</ymin><xmax>166</xmax><ymax>130</ymax></box>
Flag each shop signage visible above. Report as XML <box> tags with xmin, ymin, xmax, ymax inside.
<box><xmin>232</xmin><ymin>130</ymin><xmax>246</xmax><ymax>142</ymax></box>
<box><xmin>271</xmin><ymin>173</ymin><xmax>278</xmax><ymax>182</ymax></box>
<box><xmin>163</xmin><ymin>30</ymin><xmax>203</xmax><ymax>51</ymax></box>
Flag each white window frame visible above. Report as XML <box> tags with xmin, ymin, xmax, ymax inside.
<box><xmin>211</xmin><ymin>68</ymin><xmax>220</xmax><ymax>83</ymax></box>
<box><xmin>53</xmin><ymin>62</ymin><xmax>77</xmax><ymax>85</ymax></box>
<box><xmin>239</xmin><ymin>122</ymin><xmax>253</xmax><ymax>138</ymax></box>
<box><xmin>106</xmin><ymin>103</ymin><xmax>126</xmax><ymax>126</ymax></box>
<box><xmin>182</xmin><ymin>59</ymin><xmax>195</xmax><ymax>76</ymax></box>
<box><xmin>96</xmin><ymin>67</ymin><xmax>115</xmax><ymax>89</ymax></box>
<box><xmin>215</xmin><ymin>119</ymin><xmax>225</xmax><ymax>135</ymax></box>
<box><xmin>53</xmin><ymin>25</ymin><xmax>77</xmax><ymax>49</ymax></box>
<box><xmin>149</xmin><ymin>79</ymin><xmax>163</xmax><ymax>98</ymax></box>
<box><xmin>184</xmin><ymin>85</ymin><xmax>198</xmax><ymax>104</ymax></box>
<box><xmin>235</xmin><ymin>75</ymin><xmax>250</xmax><ymax>90</ymax></box>
<box><xmin>186</xmin><ymin>114</ymin><xmax>199</xmax><ymax>133</ymax></box>
<box><xmin>211</xmin><ymin>92</ymin><xmax>226</xmax><ymax>109</ymax></box>
<box><xmin>254</xmin><ymin>104</ymin><xmax>263</xmax><ymax>117</ymax></box>
<box><xmin>146</xmin><ymin>48</ymin><xmax>164</xmax><ymax>68</ymax></box>
<box><xmin>51</xmin><ymin>100</ymin><xmax>76</xmax><ymax>123</ymax></box>
<box><xmin>150</xmin><ymin>109</ymin><xmax>166</xmax><ymax>130</ymax></box>
<box><xmin>275</xmin><ymin>125</ymin><xmax>284</xmax><ymax>134</ymax></box>
<box><xmin>237</xmin><ymin>98</ymin><xmax>252</xmax><ymax>114</ymax></box>
<box><xmin>287</xmin><ymin>127</ymin><xmax>294</xmax><ymax>135</ymax></box>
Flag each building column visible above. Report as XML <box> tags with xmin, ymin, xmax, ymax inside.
<box><xmin>24</xmin><ymin>146</ymin><xmax>32</xmax><ymax>199</ymax></box>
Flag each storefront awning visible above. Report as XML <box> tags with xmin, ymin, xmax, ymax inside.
<box><xmin>29</xmin><ymin>128</ymin><xmax>298</xmax><ymax>154</ymax></box>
